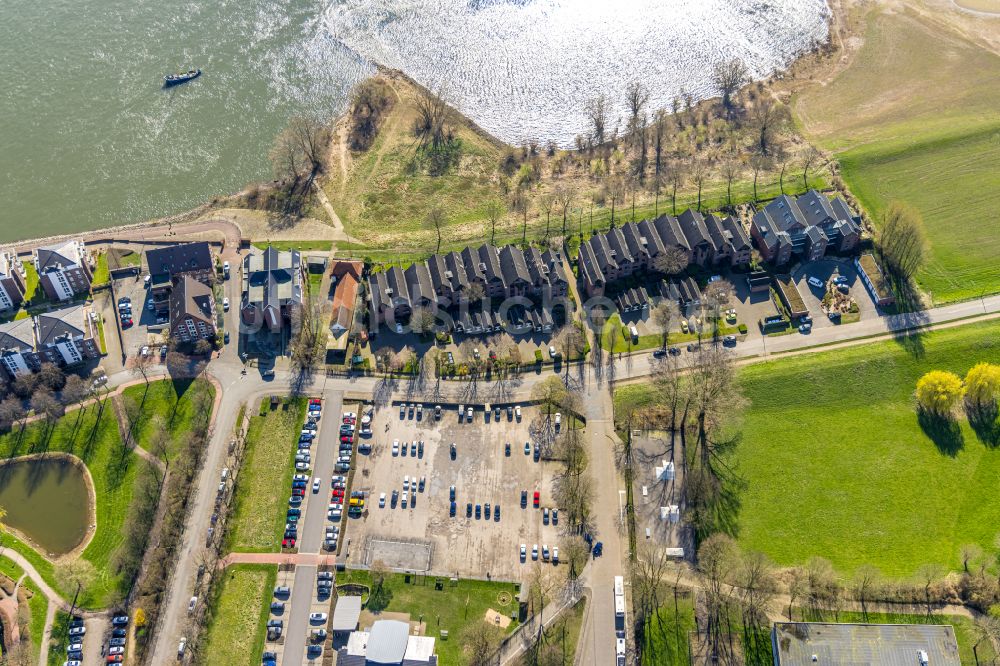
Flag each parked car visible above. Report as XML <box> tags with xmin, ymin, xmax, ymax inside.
<box><xmin>309</xmin><ymin>612</ymin><xmax>328</xmax><ymax>623</ymax></box>
<box><xmin>799</xmin><ymin>323</ymin><xmax>812</xmax><ymax>334</ymax></box>
<box><xmin>807</xmin><ymin>276</ymin><xmax>824</xmax><ymax>289</ymax></box>
<box><xmin>534</xmin><ymin>491</ymin><xmax>540</xmax><ymax>508</ymax></box>
<box><xmin>274</xmin><ymin>585</ymin><xmax>290</xmax><ymax>597</ymax></box>
<box><xmin>652</xmin><ymin>348</ymin><xmax>666</xmax><ymax>358</ymax></box>
<box><xmin>222</xmin><ymin>297</ymin><xmax>230</xmax><ymax>311</ymax></box>
<box><xmin>68</xmin><ymin>626</ymin><xmax>85</xmax><ymax>636</ymax></box>
<box><xmin>532</xmin><ymin>544</ymin><xmax>539</xmax><ymax>560</ymax></box>
<box><xmin>515</xmin><ymin>405</ymin><xmax>522</xmax><ymax>421</ymax></box>
<box><xmin>466</xmin><ymin>502</ymin><xmax>472</xmax><ymax>517</ymax></box>
<box><xmin>111</xmin><ymin>615</ymin><xmax>129</xmax><ymax>626</ymax></box>
<box><xmin>543</xmin><ymin>507</ymin><xmax>550</xmax><ymax>524</ymax></box>
<box><xmin>520</xmin><ymin>544</ymin><xmax>527</xmax><ymax>561</ymax></box>
<box><xmin>723</xmin><ymin>335</ymin><xmax>737</xmax><ymax>346</ymax></box>
<box><xmin>552</xmin><ymin>508</ymin><xmax>558</xmax><ymax>525</ymax></box>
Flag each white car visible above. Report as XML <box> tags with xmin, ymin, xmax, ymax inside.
<box><xmin>223</xmin><ymin>297</ymin><xmax>230</xmax><ymax>311</ymax></box>
<box><xmin>553</xmin><ymin>546</ymin><xmax>559</xmax><ymax>563</ymax></box>
<box><xmin>392</xmin><ymin>440</ymin><xmax>399</xmax><ymax>456</ymax></box>
<box><xmin>295</xmin><ymin>462</ymin><xmax>309</xmax><ymax>471</ymax></box>
<box><xmin>343</xmin><ymin>411</ymin><xmax>356</xmax><ymax>420</ymax></box>
<box><xmin>807</xmin><ymin>276</ymin><xmax>824</xmax><ymax>289</ymax></box>
<box><xmin>542</xmin><ymin>544</ymin><xmax>549</xmax><ymax>561</ymax></box>
<box><xmin>466</xmin><ymin>406</ymin><xmax>473</xmax><ymax>420</ymax></box>
<box><xmin>328</xmin><ymin>510</ymin><xmax>342</xmax><ymax>520</ymax></box>
<box><xmin>309</xmin><ymin>612</ymin><xmax>328</xmax><ymax>623</ymax></box>
<box><xmin>403</xmin><ymin>475</ymin><xmax>409</xmax><ymax>490</ymax></box>
<box><xmin>515</xmin><ymin>405</ymin><xmax>521</xmax><ymax>421</ymax></box>
<box><xmin>532</xmin><ymin>544</ymin><xmax>539</xmax><ymax>560</ymax></box>
<box><xmin>68</xmin><ymin>626</ymin><xmax>85</xmax><ymax>636</ymax></box>
<box><xmin>401</xmin><ymin>491</ymin><xmax>408</xmax><ymax>508</ymax></box>
<box><xmin>109</xmin><ymin>647</ymin><xmax>125</xmax><ymax>655</ymax></box>
<box><xmin>294</xmin><ymin>474</ymin><xmax>309</xmax><ymax>482</ymax></box>
<box><xmin>312</xmin><ymin>478</ymin><xmax>321</xmax><ymax>493</ymax></box>
<box><xmin>520</xmin><ymin>544</ymin><xmax>526</xmax><ymax>561</ymax></box>
<box><xmin>140</xmin><ymin>345</ymin><xmax>150</xmax><ymax>357</ymax></box>
<box><xmin>379</xmin><ymin>492</ymin><xmax>386</xmax><ymax>508</ymax></box>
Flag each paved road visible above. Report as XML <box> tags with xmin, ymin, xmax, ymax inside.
<box><xmin>283</xmin><ymin>389</ymin><xmax>342</xmax><ymax>666</ymax></box>
<box><xmin>145</xmin><ymin>292</ymin><xmax>1000</xmax><ymax>665</ymax></box>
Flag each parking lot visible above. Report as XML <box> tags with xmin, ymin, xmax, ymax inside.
<box><xmin>793</xmin><ymin>259</ymin><xmax>879</xmax><ymax>329</ymax></box>
<box><xmin>345</xmin><ymin>403</ymin><xmax>566</xmax><ymax>582</ymax></box>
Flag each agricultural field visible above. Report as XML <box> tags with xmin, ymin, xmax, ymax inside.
<box><xmin>200</xmin><ymin>564</ymin><xmax>276</xmax><ymax>666</ymax></box>
<box><xmin>793</xmin><ymin>6</ymin><xmax>1000</xmax><ymax>303</ymax></box>
<box><xmin>734</xmin><ymin>319</ymin><xmax>1000</xmax><ymax>577</ymax></box>
<box><xmin>225</xmin><ymin>397</ymin><xmax>307</xmax><ymax>552</ymax></box>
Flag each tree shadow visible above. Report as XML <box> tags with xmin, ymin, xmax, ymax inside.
<box><xmin>966</xmin><ymin>401</ymin><xmax>1000</xmax><ymax>448</ymax></box>
<box><xmin>917</xmin><ymin>410</ymin><xmax>964</xmax><ymax>457</ymax></box>
<box><xmin>887</xmin><ymin>276</ymin><xmax>930</xmax><ymax>359</ymax></box>
<box><xmin>367</xmin><ymin>583</ymin><xmax>393</xmax><ymax>613</ymax></box>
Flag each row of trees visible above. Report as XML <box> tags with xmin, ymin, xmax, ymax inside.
<box><xmin>916</xmin><ymin>362</ymin><xmax>1000</xmax><ymax>421</ymax></box>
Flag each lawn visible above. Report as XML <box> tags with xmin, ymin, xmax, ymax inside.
<box><xmin>793</xmin><ymin>7</ymin><xmax>1000</xmax><ymax>304</ymax></box>
<box><xmin>226</xmin><ymin>397</ymin><xmax>307</xmax><ymax>552</ymax></box>
<box><xmin>733</xmin><ymin>319</ymin><xmax>1000</xmax><ymax>577</ymax></box>
<box><xmin>25</xmin><ymin>578</ymin><xmax>48</xmax><ymax>662</ymax></box>
<box><xmin>0</xmin><ymin>400</ymin><xmax>148</xmax><ymax>607</ymax></box>
<box><xmin>121</xmin><ymin>378</ymin><xmax>215</xmax><ymax>461</ymax></box>
<box><xmin>337</xmin><ymin>569</ymin><xmax>520</xmax><ymax>666</ymax></box>
<box><xmin>47</xmin><ymin>610</ymin><xmax>72</xmax><ymax>666</ymax></box>
<box><xmin>21</xmin><ymin>261</ymin><xmax>39</xmax><ymax>304</ymax></box>
<box><xmin>639</xmin><ymin>591</ymin><xmax>695</xmax><ymax>666</ymax></box>
<box><xmin>251</xmin><ymin>240</ymin><xmax>334</xmax><ymax>252</ymax></box>
<box><xmin>200</xmin><ymin>564</ymin><xmax>276</xmax><ymax>666</ymax></box>
<box><xmin>598</xmin><ymin>313</ymin><xmax>738</xmax><ymax>353</ymax></box>
<box><xmin>92</xmin><ymin>252</ymin><xmax>110</xmax><ymax>285</ymax></box>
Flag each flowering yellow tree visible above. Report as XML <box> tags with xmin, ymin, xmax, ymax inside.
<box><xmin>964</xmin><ymin>362</ymin><xmax>1000</xmax><ymax>411</ymax></box>
<box><xmin>915</xmin><ymin>370</ymin><xmax>964</xmax><ymax>417</ymax></box>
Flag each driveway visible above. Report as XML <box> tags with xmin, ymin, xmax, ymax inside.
<box><xmin>793</xmin><ymin>259</ymin><xmax>879</xmax><ymax>329</ymax></box>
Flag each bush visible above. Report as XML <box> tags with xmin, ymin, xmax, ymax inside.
<box><xmin>534</xmin><ymin>349</ymin><xmax>544</xmax><ymax>363</ymax></box>
<box><xmin>738</xmin><ymin>324</ymin><xmax>748</xmax><ymax>335</ymax></box>
<box><xmin>915</xmin><ymin>370</ymin><xmax>964</xmax><ymax>417</ymax></box>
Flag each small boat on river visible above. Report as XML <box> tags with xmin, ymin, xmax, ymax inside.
<box><xmin>163</xmin><ymin>69</ymin><xmax>201</xmax><ymax>86</ymax></box>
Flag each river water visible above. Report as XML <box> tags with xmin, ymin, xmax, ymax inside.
<box><xmin>0</xmin><ymin>0</ymin><xmax>828</xmax><ymax>241</ymax></box>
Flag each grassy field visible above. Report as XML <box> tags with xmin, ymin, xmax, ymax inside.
<box><xmin>733</xmin><ymin>319</ymin><xmax>1000</xmax><ymax>577</ymax></box>
<box><xmin>47</xmin><ymin>610</ymin><xmax>72</xmax><ymax>666</ymax></box>
<box><xmin>0</xmin><ymin>400</ymin><xmax>148</xmax><ymax>607</ymax></box>
<box><xmin>122</xmin><ymin>378</ymin><xmax>215</xmax><ymax>461</ymax></box>
<box><xmin>92</xmin><ymin>252</ymin><xmax>110</xmax><ymax>285</ymax></box>
<box><xmin>338</xmin><ymin>569</ymin><xmax>519</xmax><ymax>666</ymax></box>
<box><xmin>252</xmin><ymin>240</ymin><xmax>333</xmax><ymax>252</ymax></box>
<box><xmin>326</xmin><ymin>72</ymin><xmax>828</xmax><ymax>261</ymax></box>
<box><xmin>793</xmin><ymin>6</ymin><xmax>1000</xmax><ymax>303</ymax></box>
<box><xmin>639</xmin><ymin>591</ymin><xmax>695</xmax><ymax>666</ymax></box>
<box><xmin>226</xmin><ymin>397</ymin><xmax>307</xmax><ymax>552</ymax></box>
<box><xmin>25</xmin><ymin>579</ymin><xmax>48</xmax><ymax>662</ymax></box>
<box><xmin>598</xmin><ymin>313</ymin><xmax>740</xmax><ymax>353</ymax></box>
<box><xmin>200</xmin><ymin>564</ymin><xmax>276</xmax><ymax>666</ymax></box>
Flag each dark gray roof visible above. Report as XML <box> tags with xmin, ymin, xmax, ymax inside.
<box><xmin>772</xmin><ymin>622</ymin><xmax>960</xmax><ymax>666</ymax></box>
<box><xmin>170</xmin><ymin>275</ymin><xmax>214</xmax><ymax>327</ymax></box>
<box><xmin>577</xmin><ymin>242</ymin><xmax>603</xmax><ymax>286</ymax></box>
<box><xmin>0</xmin><ymin>318</ymin><xmax>35</xmax><ymax>352</ymax></box>
<box><xmin>762</xmin><ymin>194</ymin><xmax>809</xmax><ymax>232</ymax></box>
<box><xmin>704</xmin><ymin>214</ymin><xmax>730</xmax><ymax>252</ymax></box>
<box><xmin>385</xmin><ymin>266</ymin><xmax>409</xmax><ymax>306</ymax></box>
<box><xmin>637</xmin><ymin>219</ymin><xmax>666</xmax><ymax>257</ymax></box>
<box><xmin>478</xmin><ymin>244</ymin><xmax>504</xmax><ymax>284</ymax></box>
<box><xmin>499</xmin><ymin>246</ymin><xmax>531</xmax><ymax>285</ymax></box>
<box><xmin>35</xmin><ymin>304</ymin><xmax>88</xmax><ymax>347</ymax></box>
<box><xmin>677</xmin><ymin>209</ymin><xmax>713</xmax><ymax>249</ymax></box>
<box><xmin>830</xmin><ymin>196</ymin><xmax>855</xmax><ymax>221</ymax></box>
<box><xmin>145</xmin><ymin>242</ymin><xmax>213</xmax><ymax>281</ymax></box>
<box><xmin>244</xmin><ymin>246</ymin><xmax>302</xmax><ymax>308</ymax></box>
<box><xmin>651</xmin><ymin>215</ymin><xmax>691</xmax><ymax>251</ymax></box>
<box><xmin>36</xmin><ymin>240</ymin><xmax>85</xmax><ymax>271</ymax></box>
<box><xmin>404</xmin><ymin>263</ymin><xmax>433</xmax><ymax>305</ymax></box>
<box><xmin>796</xmin><ymin>189</ymin><xmax>839</xmax><ymax>228</ymax></box>
<box><xmin>426</xmin><ymin>254</ymin><xmax>449</xmax><ymax>293</ymax></box>
<box><xmin>606</xmin><ymin>228</ymin><xmax>634</xmax><ymax>264</ymax></box>
<box><xmin>722</xmin><ymin>216</ymin><xmax>752</xmax><ymax>250</ymax></box>
<box><xmin>444</xmin><ymin>252</ymin><xmax>469</xmax><ymax>289</ymax></box>
<box><xmin>460</xmin><ymin>247</ymin><xmax>484</xmax><ymax>284</ymax></box>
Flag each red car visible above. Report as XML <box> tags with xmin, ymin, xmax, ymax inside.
<box><xmin>331</xmin><ymin>491</ymin><xmax>345</xmax><ymax>499</ymax></box>
<box><xmin>533</xmin><ymin>491</ymin><xmax>540</xmax><ymax>508</ymax></box>
<box><xmin>292</xmin><ymin>488</ymin><xmax>305</xmax><ymax>497</ymax></box>
<box><xmin>340</xmin><ymin>436</ymin><xmax>352</xmax><ymax>444</ymax></box>
<box><xmin>282</xmin><ymin>537</ymin><xmax>296</xmax><ymax>548</ymax></box>
<box><xmin>107</xmin><ymin>656</ymin><xmax>123</xmax><ymax>663</ymax></box>
<box><xmin>310</xmin><ymin>399</ymin><xmax>322</xmax><ymax>406</ymax></box>
<box><xmin>121</xmin><ymin>318</ymin><xmax>133</xmax><ymax>328</ymax></box>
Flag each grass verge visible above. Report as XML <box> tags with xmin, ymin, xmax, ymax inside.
<box><xmin>226</xmin><ymin>397</ymin><xmax>307</xmax><ymax>552</ymax></box>
<box><xmin>200</xmin><ymin>564</ymin><xmax>276</xmax><ymax>666</ymax></box>
<box><xmin>25</xmin><ymin>578</ymin><xmax>48</xmax><ymax>662</ymax></box>
<box><xmin>639</xmin><ymin>590</ymin><xmax>695</xmax><ymax>666</ymax></box>
<box><xmin>46</xmin><ymin>610</ymin><xmax>72</xmax><ymax>666</ymax></box>
<box><xmin>513</xmin><ymin>597</ymin><xmax>586</xmax><ymax>666</ymax></box>
<box><xmin>337</xmin><ymin>569</ymin><xmax>519</xmax><ymax>666</ymax></box>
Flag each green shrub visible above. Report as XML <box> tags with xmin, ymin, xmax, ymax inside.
<box><xmin>738</xmin><ymin>324</ymin><xmax>748</xmax><ymax>335</ymax></box>
<box><xmin>534</xmin><ymin>349</ymin><xmax>544</xmax><ymax>363</ymax></box>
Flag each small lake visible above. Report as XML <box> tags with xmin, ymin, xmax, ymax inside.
<box><xmin>0</xmin><ymin>458</ymin><xmax>90</xmax><ymax>557</ymax></box>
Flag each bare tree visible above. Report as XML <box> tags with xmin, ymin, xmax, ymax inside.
<box><xmin>289</xmin><ymin>296</ymin><xmax>329</xmax><ymax>386</ymax></box>
<box><xmin>626</xmin><ymin>81</ymin><xmax>650</xmax><ymax>140</ymax></box>
<box><xmin>690</xmin><ymin>160</ymin><xmax>709</xmax><ymax>212</ymax></box>
<box><xmin>425</xmin><ymin>205</ymin><xmax>446</xmax><ymax>253</ymax></box>
<box><xmin>61</xmin><ymin>374</ymin><xmax>89</xmax><ymax>408</ymax></box>
<box><xmin>270</xmin><ymin>116</ymin><xmax>331</xmax><ymax>180</ymax></box>
<box><xmin>37</xmin><ymin>363</ymin><xmax>66</xmax><ymax>391</ymax></box>
<box><xmin>915</xmin><ymin>563</ymin><xmax>944</xmax><ymax>617</ymax></box>
<box><xmin>651</xmin><ymin>300</ymin><xmax>680</xmax><ymax>350</ymax></box>
<box><xmin>878</xmin><ymin>201</ymin><xmax>929</xmax><ymax>281</ymax></box>
<box><xmin>666</xmin><ymin>162</ymin><xmax>685</xmax><ymax>215</ymax></box>
<box><xmin>463</xmin><ymin>622</ymin><xmax>503</xmax><ymax>664</ymax></box>
<box><xmin>652</xmin><ymin>109</ymin><xmax>668</xmax><ymax>194</ymax></box>
<box><xmin>586</xmin><ymin>95</ymin><xmax>608</xmax><ymax>146</ymax></box>
<box><xmin>851</xmin><ymin>565</ymin><xmax>882</xmax><ymax>622</ymax></box>
<box><xmin>748</xmin><ymin>152</ymin><xmax>770</xmax><ymax>202</ymax></box>
<box><xmin>555</xmin><ymin>185</ymin><xmax>574</xmax><ymax>237</ymax></box>
<box><xmin>604</xmin><ymin>175</ymin><xmax>626</xmax><ymax>227</ymax></box>
<box><xmin>484</xmin><ymin>198</ymin><xmax>506</xmax><ymax>246</ymax></box>
<box><xmin>801</xmin><ymin>145</ymin><xmax>824</xmax><ymax>190</ymax></box>
<box><xmin>712</xmin><ymin>58</ymin><xmax>749</xmax><ymax>112</ymax></box>
<box><xmin>720</xmin><ymin>155</ymin><xmax>741</xmax><ymax>208</ymax></box>
<box><xmin>409</xmin><ymin>307</ymin><xmax>437</xmax><ymax>335</ymax></box>
<box><xmin>735</xmin><ymin>550</ymin><xmax>778</xmax><ymax>629</ymax></box>
<box><xmin>0</xmin><ymin>397</ymin><xmax>25</xmax><ymax>432</ymax></box>
<box><xmin>554</xmin><ymin>324</ymin><xmax>587</xmax><ymax>374</ymax></box>
<box><xmin>31</xmin><ymin>387</ymin><xmax>64</xmax><ymax>427</ymax></box>
<box><xmin>510</xmin><ymin>187</ymin><xmax>532</xmax><ymax>244</ymax></box>
<box><xmin>414</xmin><ymin>86</ymin><xmax>451</xmax><ymax>151</ymax></box>
<box><xmin>702</xmin><ymin>279</ymin><xmax>734</xmax><ymax>340</ymax></box>
<box><xmin>749</xmin><ymin>102</ymin><xmax>790</xmax><ymax>156</ymax></box>
<box><xmin>538</xmin><ymin>192</ymin><xmax>555</xmax><ymax>241</ymax></box>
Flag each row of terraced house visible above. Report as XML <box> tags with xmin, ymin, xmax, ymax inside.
<box><xmin>578</xmin><ymin>190</ymin><xmax>860</xmax><ymax>297</ymax></box>
<box><xmin>368</xmin><ymin>244</ymin><xmax>570</xmax><ymax>333</ymax></box>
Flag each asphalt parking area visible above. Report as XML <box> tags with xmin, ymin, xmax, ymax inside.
<box><xmin>346</xmin><ymin>403</ymin><xmax>565</xmax><ymax>582</ymax></box>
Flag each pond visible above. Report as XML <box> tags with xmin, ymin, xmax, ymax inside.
<box><xmin>0</xmin><ymin>457</ymin><xmax>90</xmax><ymax>556</ymax></box>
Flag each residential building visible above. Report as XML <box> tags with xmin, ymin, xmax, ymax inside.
<box><xmin>144</xmin><ymin>242</ymin><xmax>214</xmax><ymax>312</ymax></box>
<box><xmin>0</xmin><ymin>251</ymin><xmax>26</xmax><ymax>311</ymax></box>
<box><xmin>34</xmin><ymin>304</ymin><xmax>100</xmax><ymax>367</ymax></box>
<box><xmin>771</xmin><ymin>622</ymin><xmax>959</xmax><ymax>666</ymax></box>
<box><xmin>751</xmin><ymin>190</ymin><xmax>861</xmax><ymax>265</ymax></box>
<box><xmin>578</xmin><ymin>210</ymin><xmax>751</xmax><ymax>297</ymax></box>
<box><xmin>240</xmin><ymin>246</ymin><xmax>303</xmax><ymax>332</ymax></box>
<box><xmin>657</xmin><ymin>277</ymin><xmax>702</xmax><ymax>316</ymax></box>
<box><xmin>368</xmin><ymin>244</ymin><xmax>569</xmax><ymax>332</ymax></box>
<box><xmin>0</xmin><ymin>318</ymin><xmax>39</xmax><ymax>379</ymax></box>
<box><xmin>329</xmin><ymin>261</ymin><xmax>362</xmax><ymax>352</ymax></box>
<box><xmin>337</xmin><ymin>620</ymin><xmax>438</xmax><ymax>666</ymax></box>
<box><xmin>169</xmin><ymin>276</ymin><xmax>217</xmax><ymax>343</ymax></box>
<box><xmin>34</xmin><ymin>240</ymin><xmax>92</xmax><ymax>301</ymax></box>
